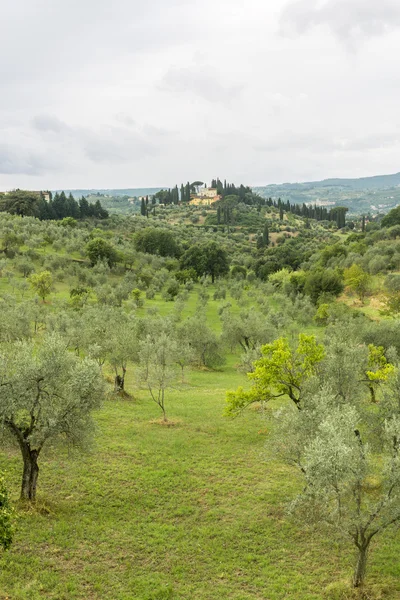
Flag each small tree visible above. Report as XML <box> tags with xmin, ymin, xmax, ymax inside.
<box><xmin>180</xmin><ymin>242</ymin><xmax>229</xmax><ymax>283</ymax></box>
<box><xmin>0</xmin><ymin>334</ymin><xmax>104</xmax><ymax>501</ymax></box>
<box><xmin>29</xmin><ymin>270</ymin><xmax>53</xmax><ymax>302</ymax></box>
<box><xmin>139</xmin><ymin>333</ymin><xmax>177</xmax><ymax>422</ymax></box>
<box><xmin>362</xmin><ymin>344</ymin><xmax>395</xmax><ymax>403</ymax></box>
<box><xmin>344</xmin><ymin>264</ymin><xmax>371</xmax><ymax>302</ymax></box>
<box><xmin>380</xmin><ymin>291</ymin><xmax>400</xmax><ymax>318</ymax></box>
<box><xmin>226</xmin><ymin>335</ymin><xmax>325</xmax><ymax>415</ymax></box>
<box><xmin>179</xmin><ymin>316</ymin><xmax>225</xmax><ymax>369</ymax></box>
<box><xmin>281</xmin><ymin>396</ymin><xmax>400</xmax><ymax>589</ymax></box>
<box><xmin>108</xmin><ymin>316</ymin><xmax>138</xmax><ymax>393</ymax></box>
<box><xmin>86</xmin><ymin>238</ymin><xmax>119</xmax><ymax>267</ymax></box>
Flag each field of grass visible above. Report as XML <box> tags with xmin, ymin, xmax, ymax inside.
<box><xmin>1</xmin><ymin>346</ymin><xmax>400</xmax><ymax>598</ymax></box>
<box><xmin>1</xmin><ymin>233</ymin><xmax>400</xmax><ymax>598</ymax></box>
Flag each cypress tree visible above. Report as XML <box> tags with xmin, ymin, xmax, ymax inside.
<box><xmin>262</xmin><ymin>223</ymin><xmax>269</xmax><ymax>247</ymax></box>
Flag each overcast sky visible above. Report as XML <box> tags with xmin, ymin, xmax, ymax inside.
<box><xmin>1</xmin><ymin>0</ymin><xmax>400</xmax><ymax>190</ymax></box>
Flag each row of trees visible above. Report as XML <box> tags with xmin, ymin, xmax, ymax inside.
<box><xmin>0</xmin><ymin>190</ymin><xmax>108</xmax><ymax>221</ymax></box>
<box><xmin>263</xmin><ymin>196</ymin><xmax>349</xmax><ymax>227</ymax></box>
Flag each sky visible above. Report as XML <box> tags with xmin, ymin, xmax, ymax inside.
<box><xmin>1</xmin><ymin>0</ymin><xmax>400</xmax><ymax>190</ymax></box>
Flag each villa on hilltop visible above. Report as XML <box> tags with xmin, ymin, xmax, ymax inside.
<box><xmin>189</xmin><ymin>185</ymin><xmax>221</xmax><ymax>206</ymax></box>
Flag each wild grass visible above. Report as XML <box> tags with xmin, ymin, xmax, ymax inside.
<box><xmin>0</xmin><ymin>351</ymin><xmax>399</xmax><ymax>598</ymax></box>
<box><xmin>0</xmin><ymin>248</ymin><xmax>399</xmax><ymax>597</ymax></box>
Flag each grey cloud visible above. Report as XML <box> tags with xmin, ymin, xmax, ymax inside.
<box><xmin>338</xmin><ymin>132</ymin><xmax>400</xmax><ymax>151</ymax></box>
<box><xmin>30</xmin><ymin>115</ymin><xmax>160</xmax><ymax>165</ymax></box>
<box><xmin>142</xmin><ymin>124</ymin><xmax>175</xmax><ymax>138</ymax></box>
<box><xmin>115</xmin><ymin>113</ymin><xmax>136</xmax><ymax>128</ymax></box>
<box><xmin>160</xmin><ymin>67</ymin><xmax>243</xmax><ymax>104</ymax></box>
<box><xmin>80</xmin><ymin>126</ymin><xmax>158</xmax><ymax>164</ymax></box>
<box><xmin>254</xmin><ymin>131</ymin><xmax>400</xmax><ymax>153</ymax></box>
<box><xmin>2</xmin><ymin>0</ymin><xmax>400</xmax><ymax>189</ymax></box>
<box><xmin>0</xmin><ymin>0</ymin><xmax>204</xmax><ymax>86</ymax></box>
<box><xmin>0</xmin><ymin>144</ymin><xmax>56</xmax><ymax>175</ymax></box>
<box><xmin>280</xmin><ymin>0</ymin><xmax>400</xmax><ymax>43</ymax></box>
<box><xmin>32</xmin><ymin>115</ymin><xmax>69</xmax><ymax>133</ymax></box>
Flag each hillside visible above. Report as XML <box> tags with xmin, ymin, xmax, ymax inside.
<box><xmin>52</xmin><ymin>173</ymin><xmax>400</xmax><ymax>219</ymax></box>
<box><xmin>254</xmin><ymin>171</ymin><xmax>400</xmax><ymax>217</ymax></box>
<box><xmin>1</xmin><ymin>190</ymin><xmax>400</xmax><ymax>597</ymax></box>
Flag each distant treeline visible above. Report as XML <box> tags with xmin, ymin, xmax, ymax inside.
<box><xmin>267</xmin><ymin>198</ymin><xmax>349</xmax><ymax>228</ymax></box>
<box><xmin>0</xmin><ymin>190</ymin><xmax>108</xmax><ymax>221</ymax></box>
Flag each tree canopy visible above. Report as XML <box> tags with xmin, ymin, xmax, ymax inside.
<box><xmin>0</xmin><ymin>334</ymin><xmax>105</xmax><ymax>500</ymax></box>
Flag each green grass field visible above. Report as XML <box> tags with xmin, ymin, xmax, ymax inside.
<box><xmin>0</xmin><ymin>348</ymin><xmax>400</xmax><ymax>599</ymax></box>
<box><xmin>1</xmin><ymin>247</ymin><xmax>400</xmax><ymax>598</ymax></box>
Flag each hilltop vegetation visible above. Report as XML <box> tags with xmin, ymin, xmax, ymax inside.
<box><xmin>36</xmin><ymin>171</ymin><xmax>400</xmax><ymax>220</ymax></box>
<box><xmin>1</xmin><ymin>193</ymin><xmax>400</xmax><ymax>597</ymax></box>
<box><xmin>253</xmin><ymin>171</ymin><xmax>400</xmax><ymax>218</ymax></box>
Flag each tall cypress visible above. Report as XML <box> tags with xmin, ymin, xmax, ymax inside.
<box><xmin>262</xmin><ymin>223</ymin><xmax>269</xmax><ymax>246</ymax></box>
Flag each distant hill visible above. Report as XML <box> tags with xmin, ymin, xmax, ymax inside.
<box><xmin>53</xmin><ymin>188</ymin><xmax>164</xmax><ymax>199</ymax></box>
<box><xmin>253</xmin><ymin>172</ymin><xmax>400</xmax><ymax>216</ymax></box>
<box><xmin>258</xmin><ymin>172</ymin><xmax>400</xmax><ymax>191</ymax></box>
<box><xmin>53</xmin><ymin>172</ymin><xmax>400</xmax><ymax>217</ymax></box>
<box><xmin>303</xmin><ymin>172</ymin><xmax>400</xmax><ymax>190</ymax></box>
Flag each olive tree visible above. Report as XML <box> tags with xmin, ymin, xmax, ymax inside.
<box><xmin>179</xmin><ymin>316</ymin><xmax>225</xmax><ymax>369</ymax></box>
<box><xmin>278</xmin><ymin>392</ymin><xmax>400</xmax><ymax>588</ymax></box>
<box><xmin>226</xmin><ymin>334</ymin><xmax>325</xmax><ymax>416</ymax></box>
<box><xmin>28</xmin><ymin>270</ymin><xmax>53</xmax><ymax>302</ymax></box>
<box><xmin>0</xmin><ymin>334</ymin><xmax>104</xmax><ymax>501</ymax></box>
<box><xmin>139</xmin><ymin>333</ymin><xmax>177</xmax><ymax>422</ymax></box>
<box><xmin>108</xmin><ymin>314</ymin><xmax>138</xmax><ymax>393</ymax></box>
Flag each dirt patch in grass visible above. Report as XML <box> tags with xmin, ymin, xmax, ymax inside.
<box><xmin>149</xmin><ymin>418</ymin><xmax>182</xmax><ymax>427</ymax></box>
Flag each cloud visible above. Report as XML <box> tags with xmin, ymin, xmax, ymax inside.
<box><xmin>2</xmin><ymin>0</ymin><xmax>400</xmax><ymax>189</ymax></box>
<box><xmin>32</xmin><ymin>115</ymin><xmax>69</xmax><ymax>133</ymax></box>
<box><xmin>280</xmin><ymin>0</ymin><xmax>400</xmax><ymax>44</ymax></box>
<box><xmin>0</xmin><ymin>144</ymin><xmax>57</xmax><ymax>176</ymax></box>
<box><xmin>80</xmin><ymin>126</ymin><xmax>158</xmax><ymax>164</ymax></box>
<box><xmin>115</xmin><ymin>113</ymin><xmax>136</xmax><ymax>128</ymax></box>
<box><xmin>160</xmin><ymin>66</ymin><xmax>243</xmax><ymax>104</ymax></box>
<box><xmin>30</xmin><ymin>115</ymin><xmax>161</xmax><ymax>166</ymax></box>
<box><xmin>254</xmin><ymin>131</ymin><xmax>400</xmax><ymax>155</ymax></box>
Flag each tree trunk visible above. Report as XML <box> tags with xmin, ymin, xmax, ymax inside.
<box><xmin>368</xmin><ymin>384</ymin><xmax>377</xmax><ymax>403</ymax></box>
<box><xmin>161</xmin><ymin>389</ymin><xmax>167</xmax><ymax>422</ymax></box>
<box><xmin>353</xmin><ymin>544</ymin><xmax>369</xmax><ymax>588</ymax></box>
<box><xmin>114</xmin><ymin>374</ymin><xmax>125</xmax><ymax>392</ymax></box>
<box><xmin>114</xmin><ymin>366</ymin><xmax>126</xmax><ymax>393</ymax></box>
<box><xmin>20</xmin><ymin>447</ymin><xmax>40</xmax><ymax>502</ymax></box>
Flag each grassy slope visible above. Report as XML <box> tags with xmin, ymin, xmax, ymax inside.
<box><xmin>0</xmin><ymin>296</ymin><xmax>399</xmax><ymax>599</ymax></box>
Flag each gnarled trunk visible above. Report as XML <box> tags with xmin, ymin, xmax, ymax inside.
<box><xmin>114</xmin><ymin>374</ymin><xmax>125</xmax><ymax>392</ymax></box>
<box><xmin>114</xmin><ymin>366</ymin><xmax>126</xmax><ymax>393</ymax></box>
<box><xmin>368</xmin><ymin>383</ymin><xmax>377</xmax><ymax>403</ymax></box>
<box><xmin>20</xmin><ymin>446</ymin><xmax>40</xmax><ymax>502</ymax></box>
<box><xmin>353</xmin><ymin>543</ymin><xmax>369</xmax><ymax>588</ymax></box>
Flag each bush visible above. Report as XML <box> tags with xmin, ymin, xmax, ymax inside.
<box><xmin>134</xmin><ymin>228</ymin><xmax>181</xmax><ymax>258</ymax></box>
<box><xmin>385</xmin><ymin>273</ymin><xmax>400</xmax><ymax>292</ymax></box>
<box><xmin>163</xmin><ymin>280</ymin><xmax>180</xmax><ymax>301</ymax></box>
<box><xmin>304</xmin><ymin>269</ymin><xmax>344</xmax><ymax>304</ymax></box>
<box><xmin>86</xmin><ymin>238</ymin><xmax>119</xmax><ymax>267</ymax></box>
